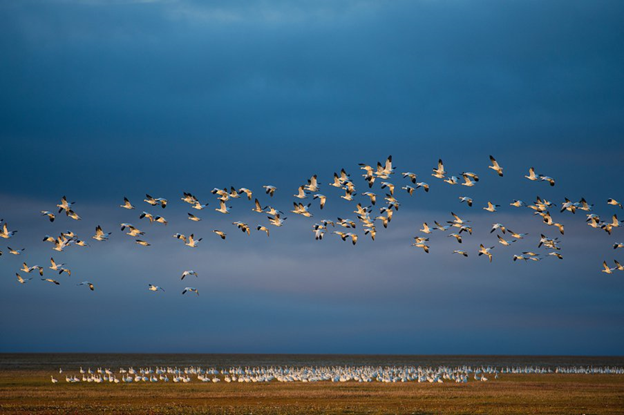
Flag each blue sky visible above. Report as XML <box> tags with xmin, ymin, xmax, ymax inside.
<box><xmin>0</xmin><ymin>0</ymin><xmax>623</xmax><ymax>354</ymax></box>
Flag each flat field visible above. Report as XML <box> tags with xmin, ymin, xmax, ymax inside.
<box><xmin>1</xmin><ymin>371</ymin><xmax>624</xmax><ymax>414</ymax></box>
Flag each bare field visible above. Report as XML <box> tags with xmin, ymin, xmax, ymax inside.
<box><xmin>1</xmin><ymin>371</ymin><xmax>624</xmax><ymax>414</ymax></box>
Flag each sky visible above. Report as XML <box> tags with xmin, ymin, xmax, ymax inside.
<box><xmin>0</xmin><ymin>0</ymin><xmax>623</xmax><ymax>355</ymax></box>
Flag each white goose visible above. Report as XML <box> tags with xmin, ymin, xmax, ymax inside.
<box><xmin>293</xmin><ymin>185</ymin><xmax>308</xmax><ymax>199</ymax></box>
<box><xmin>120</xmin><ymin>197</ymin><xmax>135</xmax><ymax>210</ymax></box>
<box><xmin>607</xmin><ymin>198</ymin><xmax>623</xmax><ymax>209</ymax></box>
<box><xmin>184</xmin><ymin>234</ymin><xmax>202</xmax><ymax>248</ymax></box>
<box><xmin>215</xmin><ymin>200</ymin><xmax>231</xmax><ymax>214</ymax></box>
<box><xmin>402</xmin><ymin>172</ymin><xmax>417</xmax><ymax>184</ymax></box>
<box><xmin>362</xmin><ymin>192</ymin><xmax>376</xmax><ymax>205</ymax></box>
<box><xmin>602</xmin><ymin>261</ymin><xmax>615</xmax><ymax>274</ymax></box>
<box><xmin>181</xmin><ymin>270</ymin><xmax>198</xmax><ymax>280</ymax></box>
<box><xmin>252</xmin><ymin>199</ymin><xmax>264</xmax><ymax>213</ymax></box>
<box><xmin>213</xmin><ymin>230</ymin><xmax>226</xmax><ymax>240</ymax></box>
<box><xmin>525</xmin><ymin>167</ymin><xmax>539</xmax><ymax>181</ymax></box>
<box><xmin>238</xmin><ymin>188</ymin><xmax>253</xmax><ymax>200</ymax></box>
<box><xmin>41</xmin><ymin>211</ymin><xmax>56</xmax><ymax>222</ymax></box>
<box><xmin>182</xmin><ymin>287</ymin><xmax>199</xmax><ymax>296</ymax></box>
<box><xmin>313</xmin><ymin>194</ymin><xmax>327</xmax><ymax>209</ymax></box>
<box><xmin>483</xmin><ymin>202</ymin><xmax>500</xmax><ymax>213</ymax></box>
<box><xmin>488</xmin><ymin>155</ymin><xmax>503</xmax><ymax>176</ymax></box>
<box><xmin>478</xmin><ymin>244</ymin><xmax>494</xmax><ymax>262</ymax></box>
<box><xmin>92</xmin><ymin>225</ymin><xmax>111</xmax><ymax>241</ymax></box>
<box><xmin>77</xmin><ymin>281</ymin><xmax>95</xmax><ymax>291</ymax></box>
<box><xmin>432</xmin><ymin>159</ymin><xmax>446</xmax><ymax>179</ymax></box>
<box><xmin>16</xmin><ymin>273</ymin><xmax>32</xmax><ymax>284</ymax></box>
<box><xmin>263</xmin><ymin>185</ymin><xmax>277</xmax><ymax>197</ymax></box>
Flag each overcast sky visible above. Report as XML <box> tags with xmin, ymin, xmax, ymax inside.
<box><xmin>1</xmin><ymin>0</ymin><xmax>623</xmax><ymax>355</ymax></box>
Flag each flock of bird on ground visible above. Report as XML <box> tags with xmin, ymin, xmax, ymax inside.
<box><xmin>48</xmin><ymin>363</ymin><xmax>624</xmax><ymax>384</ymax></box>
<box><xmin>2</xmin><ymin>155</ymin><xmax>622</xmax><ymax>294</ymax></box>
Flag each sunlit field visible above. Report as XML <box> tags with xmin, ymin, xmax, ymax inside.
<box><xmin>2</xmin><ymin>354</ymin><xmax>624</xmax><ymax>414</ymax></box>
<box><xmin>2</xmin><ymin>372</ymin><xmax>624</xmax><ymax>414</ymax></box>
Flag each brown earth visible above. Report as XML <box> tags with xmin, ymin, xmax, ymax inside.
<box><xmin>1</xmin><ymin>371</ymin><xmax>624</xmax><ymax>414</ymax></box>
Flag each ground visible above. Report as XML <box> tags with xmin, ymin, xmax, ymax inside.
<box><xmin>1</xmin><ymin>371</ymin><xmax>624</xmax><ymax>414</ymax></box>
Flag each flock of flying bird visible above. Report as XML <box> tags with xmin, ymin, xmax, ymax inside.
<box><xmin>1</xmin><ymin>155</ymin><xmax>622</xmax><ymax>294</ymax></box>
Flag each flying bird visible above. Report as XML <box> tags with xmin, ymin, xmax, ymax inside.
<box><xmin>120</xmin><ymin>197</ymin><xmax>135</xmax><ymax>210</ymax></box>
<box><xmin>182</xmin><ymin>287</ymin><xmax>199</xmax><ymax>296</ymax></box>
<box><xmin>187</xmin><ymin>213</ymin><xmax>201</xmax><ymax>222</ymax></box>
<box><xmin>483</xmin><ymin>202</ymin><xmax>500</xmax><ymax>213</ymax></box>
<box><xmin>213</xmin><ymin>230</ymin><xmax>226</xmax><ymax>240</ymax></box>
<box><xmin>41</xmin><ymin>211</ymin><xmax>56</xmax><ymax>222</ymax></box>
<box><xmin>181</xmin><ymin>270</ymin><xmax>198</xmax><ymax>280</ymax></box>
<box><xmin>263</xmin><ymin>185</ymin><xmax>277</xmax><ymax>197</ymax></box>
<box><xmin>92</xmin><ymin>226</ymin><xmax>111</xmax><ymax>241</ymax></box>
<box><xmin>238</xmin><ymin>188</ymin><xmax>253</xmax><ymax>200</ymax></box>
<box><xmin>432</xmin><ymin>159</ymin><xmax>446</xmax><ymax>179</ymax></box>
<box><xmin>313</xmin><ymin>194</ymin><xmax>327</xmax><ymax>209</ymax></box>
<box><xmin>488</xmin><ymin>155</ymin><xmax>503</xmax><ymax>177</ymax></box>
<box><xmin>77</xmin><ymin>281</ymin><xmax>95</xmax><ymax>291</ymax></box>
<box><xmin>184</xmin><ymin>234</ymin><xmax>202</xmax><ymax>248</ymax></box>
<box><xmin>148</xmin><ymin>284</ymin><xmax>165</xmax><ymax>292</ymax></box>
<box><xmin>16</xmin><ymin>273</ymin><xmax>32</xmax><ymax>284</ymax></box>
<box><xmin>478</xmin><ymin>245</ymin><xmax>494</xmax><ymax>262</ymax></box>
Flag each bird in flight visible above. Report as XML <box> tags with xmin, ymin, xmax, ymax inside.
<box><xmin>77</xmin><ymin>281</ymin><xmax>95</xmax><ymax>291</ymax></box>
<box><xmin>488</xmin><ymin>155</ymin><xmax>503</xmax><ymax>177</ymax></box>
